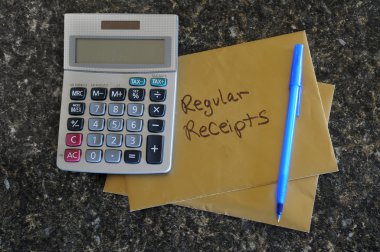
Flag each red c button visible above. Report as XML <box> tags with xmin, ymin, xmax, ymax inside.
<box><xmin>66</xmin><ymin>133</ymin><xmax>82</xmax><ymax>147</ymax></box>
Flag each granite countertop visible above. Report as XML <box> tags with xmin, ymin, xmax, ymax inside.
<box><xmin>1</xmin><ymin>0</ymin><xmax>379</xmax><ymax>250</ymax></box>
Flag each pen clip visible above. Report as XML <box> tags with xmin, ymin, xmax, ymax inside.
<box><xmin>296</xmin><ymin>85</ymin><xmax>302</xmax><ymax>118</ymax></box>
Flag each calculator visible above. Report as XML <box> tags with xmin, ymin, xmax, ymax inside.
<box><xmin>56</xmin><ymin>14</ymin><xmax>178</xmax><ymax>174</ymax></box>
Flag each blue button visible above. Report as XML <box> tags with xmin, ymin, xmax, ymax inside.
<box><xmin>129</xmin><ymin>77</ymin><xmax>146</xmax><ymax>86</ymax></box>
<box><xmin>150</xmin><ymin>78</ymin><xmax>167</xmax><ymax>87</ymax></box>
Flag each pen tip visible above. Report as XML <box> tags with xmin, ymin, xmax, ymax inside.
<box><xmin>277</xmin><ymin>215</ymin><xmax>281</xmax><ymax>223</ymax></box>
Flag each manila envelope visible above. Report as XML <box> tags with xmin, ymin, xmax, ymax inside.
<box><xmin>105</xmin><ymin>31</ymin><xmax>338</xmax><ymax>210</ymax></box>
<box><xmin>104</xmin><ymin>83</ymin><xmax>334</xmax><ymax>232</ymax></box>
<box><xmin>176</xmin><ymin>83</ymin><xmax>335</xmax><ymax>232</ymax></box>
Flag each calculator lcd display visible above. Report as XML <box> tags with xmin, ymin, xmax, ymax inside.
<box><xmin>75</xmin><ymin>39</ymin><xmax>165</xmax><ymax>64</ymax></box>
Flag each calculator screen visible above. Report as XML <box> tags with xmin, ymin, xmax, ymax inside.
<box><xmin>75</xmin><ymin>39</ymin><xmax>165</xmax><ymax>65</ymax></box>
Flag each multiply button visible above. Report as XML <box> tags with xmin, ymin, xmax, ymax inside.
<box><xmin>110</xmin><ymin>88</ymin><xmax>126</xmax><ymax>101</ymax></box>
<box><xmin>149</xmin><ymin>104</ymin><xmax>165</xmax><ymax>117</ymax></box>
<box><xmin>64</xmin><ymin>149</ymin><xmax>81</xmax><ymax>162</ymax></box>
<box><xmin>91</xmin><ymin>88</ymin><xmax>107</xmax><ymax>100</ymax></box>
<box><xmin>150</xmin><ymin>89</ymin><xmax>166</xmax><ymax>102</ymax></box>
<box><xmin>146</xmin><ymin>135</ymin><xmax>164</xmax><ymax>164</ymax></box>
<box><xmin>69</xmin><ymin>102</ymin><xmax>85</xmax><ymax>115</ymax></box>
<box><xmin>70</xmin><ymin>88</ymin><xmax>86</xmax><ymax>100</ymax></box>
<box><xmin>67</xmin><ymin>118</ymin><xmax>84</xmax><ymax>131</ymax></box>
<box><xmin>150</xmin><ymin>78</ymin><xmax>167</xmax><ymax>87</ymax></box>
<box><xmin>66</xmin><ymin>133</ymin><xmax>82</xmax><ymax>147</ymax></box>
<box><xmin>129</xmin><ymin>77</ymin><xmax>146</xmax><ymax>86</ymax></box>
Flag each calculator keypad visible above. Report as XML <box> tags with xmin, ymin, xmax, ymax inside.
<box><xmin>64</xmin><ymin>77</ymin><xmax>169</xmax><ymax>167</ymax></box>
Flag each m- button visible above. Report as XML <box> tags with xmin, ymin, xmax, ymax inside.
<box><xmin>91</xmin><ymin>88</ymin><xmax>107</xmax><ymax>100</ymax></box>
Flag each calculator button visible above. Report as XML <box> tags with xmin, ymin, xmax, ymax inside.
<box><xmin>106</xmin><ymin>134</ymin><xmax>123</xmax><ymax>147</ymax></box>
<box><xmin>66</xmin><ymin>133</ymin><xmax>82</xmax><ymax>147</ymax></box>
<box><xmin>150</xmin><ymin>89</ymin><xmax>166</xmax><ymax>102</ymax></box>
<box><xmin>67</xmin><ymin>118</ymin><xmax>84</xmax><ymax>131</ymax></box>
<box><xmin>91</xmin><ymin>88</ymin><xmax>107</xmax><ymax>100</ymax></box>
<box><xmin>127</xmin><ymin>103</ymin><xmax>144</xmax><ymax>117</ymax></box>
<box><xmin>90</xmin><ymin>102</ymin><xmax>106</xmax><ymax>116</ymax></box>
<box><xmin>109</xmin><ymin>103</ymin><xmax>125</xmax><ymax>116</ymax></box>
<box><xmin>128</xmin><ymin>88</ymin><xmax>145</xmax><ymax>101</ymax></box>
<box><xmin>105</xmin><ymin>149</ymin><xmax>122</xmax><ymax>163</ymax></box>
<box><xmin>146</xmin><ymin>135</ymin><xmax>164</xmax><ymax>164</ymax></box>
<box><xmin>148</xmin><ymin>119</ymin><xmax>165</xmax><ymax>133</ymax></box>
<box><xmin>109</xmin><ymin>88</ymin><xmax>126</xmax><ymax>101</ymax></box>
<box><xmin>70</xmin><ymin>88</ymin><xmax>86</xmax><ymax>100</ymax></box>
<box><xmin>129</xmin><ymin>77</ymin><xmax>146</xmax><ymax>86</ymax></box>
<box><xmin>125</xmin><ymin>134</ymin><xmax>142</xmax><ymax>148</ymax></box>
<box><xmin>64</xmin><ymin>149</ymin><xmax>81</xmax><ymax>162</ymax></box>
<box><xmin>87</xmin><ymin>133</ymin><xmax>104</xmax><ymax>147</ymax></box>
<box><xmin>149</xmin><ymin>104</ymin><xmax>166</xmax><ymax>117</ymax></box>
<box><xmin>108</xmin><ymin>118</ymin><xmax>124</xmax><ymax>132</ymax></box>
<box><xmin>126</xmin><ymin>119</ymin><xmax>143</xmax><ymax>132</ymax></box>
<box><xmin>88</xmin><ymin>118</ymin><xmax>105</xmax><ymax>131</ymax></box>
<box><xmin>150</xmin><ymin>78</ymin><xmax>167</xmax><ymax>87</ymax></box>
<box><xmin>85</xmin><ymin>149</ymin><xmax>102</xmax><ymax>163</ymax></box>
<box><xmin>68</xmin><ymin>102</ymin><xmax>85</xmax><ymax>115</ymax></box>
<box><xmin>124</xmin><ymin>150</ymin><xmax>141</xmax><ymax>164</ymax></box>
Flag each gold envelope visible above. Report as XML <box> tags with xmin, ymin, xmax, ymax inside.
<box><xmin>104</xmin><ymin>83</ymin><xmax>334</xmax><ymax>232</ymax></box>
<box><xmin>176</xmin><ymin>83</ymin><xmax>335</xmax><ymax>232</ymax></box>
<box><xmin>105</xmin><ymin>31</ymin><xmax>338</xmax><ymax>210</ymax></box>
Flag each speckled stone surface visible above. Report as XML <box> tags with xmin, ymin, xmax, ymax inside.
<box><xmin>0</xmin><ymin>0</ymin><xmax>379</xmax><ymax>251</ymax></box>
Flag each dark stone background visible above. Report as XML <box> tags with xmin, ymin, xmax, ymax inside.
<box><xmin>0</xmin><ymin>0</ymin><xmax>379</xmax><ymax>251</ymax></box>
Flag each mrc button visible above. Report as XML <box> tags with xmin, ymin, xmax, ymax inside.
<box><xmin>70</xmin><ymin>87</ymin><xmax>86</xmax><ymax>100</ymax></box>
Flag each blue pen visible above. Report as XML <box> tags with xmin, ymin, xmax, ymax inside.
<box><xmin>276</xmin><ymin>44</ymin><xmax>304</xmax><ymax>222</ymax></box>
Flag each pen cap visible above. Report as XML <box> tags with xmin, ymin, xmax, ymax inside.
<box><xmin>290</xmin><ymin>44</ymin><xmax>304</xmax><ymax>87</ymax></box>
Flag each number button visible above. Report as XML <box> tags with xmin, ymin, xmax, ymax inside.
<box><xmin>129</xmin><ymin>77</ymin><xmax>146</xmax><ymax>86</ymax></box>
<box><xmin>127</xmin><ymin>103</ymin><xmax>144</xmax><ymax>117</ymax></box>
<box><xmin>146</xmin><ymin>135</ymin><xmax>164</xmax><ymax>164</ymax></box>
<box><xmin>69</xmin><ymin>102</ymin><xmax>85</xmax><ymax>115</ymax></box>
<box><xmin>148</xmin><ymin>119</ymin><xmax>165</xmax><ymax>133</ymax></box>
<box><xmin>108</xmin><ymin>118</ymin><xmax>124</xmax><ymax>132</ymax></box>
<box><xmin>128</xmin><ymin>88</ymin><xmax>145</xmax><ymax>101</ymax></box>
<box><xmin>90</xmin><ymin>102</ymin><xmax>106</xmax><ymax>116</ymax></box>
<box><xmin>87</xmin><ymin>133</ymin><xmax>104</xmax><ymax>147</ymax></box>
<box><xmin>105</xmin><ymin>149</ymin><xmax>122</xmax><ymax>163</ymax></box>
<box><xmin>91</xmin><ymin>88</ymin><xmax>107</xmax><ymax>100</ymax></box>
<box><xmin>85</xmin><ymin>149</ymin><xmax>102</xmax><ymax>163</ymax></box>
<box><xmin>149</xmin><ymin>104</ymin><xmax>166</xmax><ymax>117</ymax></box>
<box><xmin>70</xmin><ymin>88</ymin><xmax>86</xmax><ymax>100</ymax></box>
<box><xmin>126</xmin><ymin>119</ymin><xmax>143</xmax><ymax>132</ymax></box>
<box><xmin>124</xmin><ymin>150</ymin><xmax>141</xmax><ymax>164</ymax></box>
<box><xmin>67</xmin><ymin>118</ymin><xmax>84</xmax><ymax>131</ymax></box>
<box><xmin>88</xmin><ymin>118</ymin><xmax>105</xmax><ymax>131</ymax></box>
<box><xmin>125</xmin><ymin>134</ymin><xmax>142</xmax><ymax>148</ymax></box>
<box><xmin>110</xmin><ymin>88</ymin><xmax>126</xmax><ymax>101</ymax></box>
<box><xmin>150</xmin><ymin>78</ymin><xmax>167</xmax><ymax>87</ymax></box>
<box><xmin>109</xmin><ymin>103</ymin><xmax>125</xmax><ymax>116</ymax></box>
<box><xmin>106</xmin><ymin>134</ymin><xmax>123</xmax><ymax>147</ymax></box>
<box><xmin>150</xmin><ymin>89</ymin><xmax>166</xmax><ymax>102</ymax></box>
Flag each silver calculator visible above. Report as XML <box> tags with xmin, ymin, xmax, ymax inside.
<box><xmin>56</xmin><ymin>14</ymin><xmax>178</xmax><ymax>174</ymax></box>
